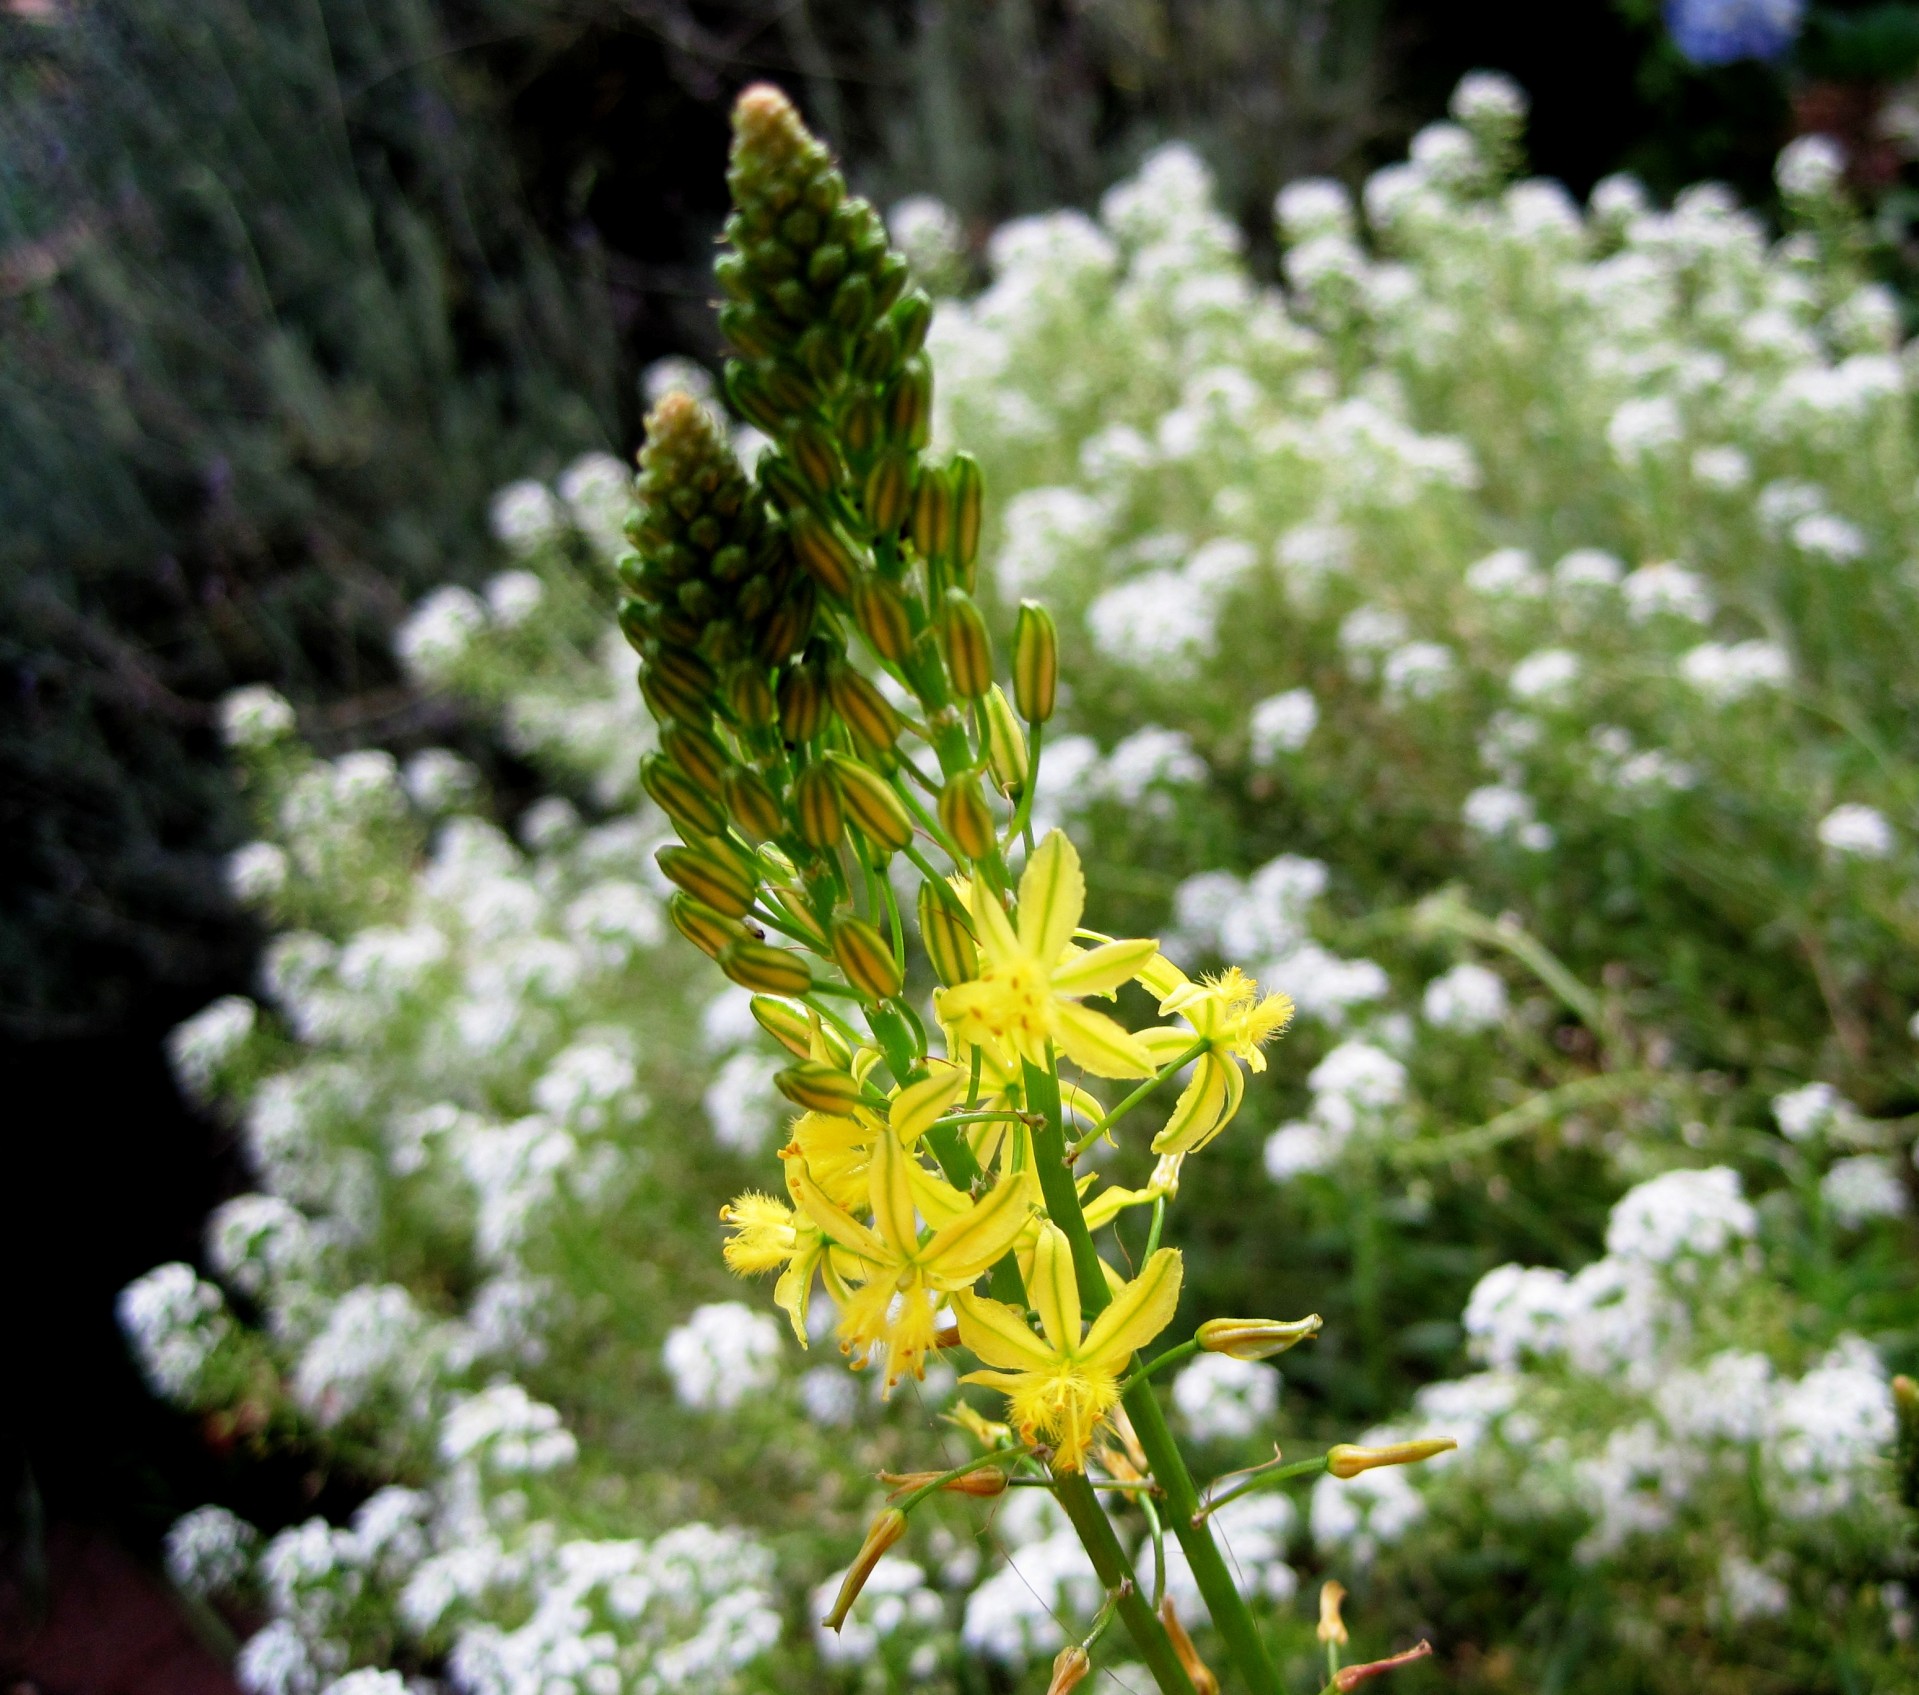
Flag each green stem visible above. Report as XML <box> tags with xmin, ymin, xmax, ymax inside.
<box><xmin>1051</xmin><ymin>1472</ymin><xmax>1197</xmax><ymax>1695</ymax></box>
<box><xmin>1069</xmin><ymin>1040</ymin><xmax>1209</xmax><ymax>1160</ymax></box>
<box><xmin>1006</xmin><ymin>716</ymin><xmax>1044</xmax><ymax>852</ymax></box>
<box><xmin>1120</xmin><ymin>1337</ymin><xmax>1201</xmax><ymax>1399</ymax></box>
<box><xmin>1023</xmin><ymin>1060</ymin><xmax>1283</xmax><ymax>1695</ymax></box>
<box><xmin>1195</xmin><ymin>1456</ymin><xmax>1329</xmax><ymax>1521</ymax></box>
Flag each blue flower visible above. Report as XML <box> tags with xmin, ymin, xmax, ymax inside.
<box><xmin>1664</xmin><ymin>0</ymin><xmax>1805</xmax><ymax>66</ymax></box>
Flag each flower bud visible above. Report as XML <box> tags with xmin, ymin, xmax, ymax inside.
<box><xmin>723</xmin><ymin>360</ymin><xmax>783</xmax><ymax>433</ymax></box>
<box><xmin>981</xmin><ymin>686</ymin><xmax>1029</xmax><ymax>796</ymax></box>
<box><xmin>755</xmin><ymin>573</ymin><xmax>816</xmax><ymax>665</ymax></box>
<box><xmin>950</xmin><ymin>453</ymin><xmax>983</xmax><ymax>590</ymax></box>
<box><xmin>851</xmin><ymin>578</ymin><xmax>915</xmax><ymax>664</ymax></box>
<box><xmin>660</xmin><ymin>720</ymin><xmax>733</xmax><ymax>799</ymax></box>
<box><xmin>828</xmin><ymin>754</ymin><xmax>915</xmax><ymax>853</ymax></box>
<box><xmin>656</xmin><ymin>843</ymin><xmax>758</xmax><ymax>919</ymax></box>
<box><xmin>750</xmin><ymin>995</ymin><xmax>814</xmax><ymax>1058</ymax></box>
<box><xmin>1333</xmin><ymin>1642</ymin><xmax>1433</xmax><ymax>1691</ymax></box>
<box><xmin>940</xmin><ymin>591</ymin><xmax>993</xmax><ymax>700</ymax></box>
<box><xmin>794</xmin><ymin>762</ymin><xmax>845</xmax><ymax>851</ymax></box>
<box><xmin>669</xmin><ymin>892</ymin><xmax>746</xmax><ymax>959</ymax></box>
<box><xmin>880</xmin><ymin>1465</ymin><xmax>1008</xmax><ymax>1500</ymax></box>
<box><xmin>642</xmin><ymin>754</ymin><xmax>728</xmax><ymax>838</ymax></box>
<box><xmin>832</xmin><ymin>914</ymin><xmax>904</xmax><ymax>1001</ymax></box>
<box><xmin>787</xmin><ymin>421</ymin><xmax>845</xmax><ymax>496</ymax></box>
<box><xmin>917</xmin><ymin>881</ymin><xmax>979</xmax><ymax>986</ymax></box>
<box><xmin>841</xmin><ymin>387</ymin><xmax>884</xmax><ymax>457</ymax></box>
<box><xmin>724</xmin><ymin>766</ymin><xmax>786</xmax><ymax>843</ymax></box>
<box><xmin>778</xmin><ymin>665</ymin><xmax>830</xmax><ymax>743</ymax></box>
<box><xmin>1157</xmin><ymin>1597</ymin><xmax>1218</xmax><ymax>1695</ymax></box>
<box><xmin>777</xmin><ymin>1060</ymin><xmax>866</xmax><ymax>1116</ymax></box>
<box><xmin>726</xmin><ymin>666</ymin><xmax>778</xmax><ymax>729</ymax></box>
<box><xmin>938</xmin><ymin>774</ymin><xmax>998</xmax><ymax>862</ymax></box>
<box><xmin>764</xmin><ymin>885</ymin><xmax>832</xmax><ymax>952</ymax></box>
<box><xmin>787</xmin><ymin>509</ymin><xmax>864</xmax><ymax>598</ymax></box>
<box><xmin>1197</xmin><ymin>1314</ymin><xmax>1322</xmax><ymax>1362</ymax></box>
<box><xmin>1012</xmin><ymin>600</ymin><xmax>1058</xmax><ymax>723</ymax></box>
<box><xmin>821</xmin><ymin>1507</ymin><xmax>907</xmax><ymax>1632</ymax></box>
<box><xmin>1046</xmin><ymin>1647</ymin><xmax>1091</xmax><ymax>1695</ymax></box>
<box><xmin>640</xmin><ymin>647</ymin><xmax>717</xmax><ymax>725</ymax></box>
<box><xmin>827</xmin><ymin>669</ymin><xmax>903</xmax><ymax>761</ymax></box>
<box><xmin>720</xmin><ymin>938</ymin><xmax>814</xmax><ymax>997</ymax></box>
<box><xmin>890</xmin><ymin>289</ymin><xmax>933</xmax><ymax>358</ymax></box>
<box><xmin>1316</xmin><ymin>1580</ymin><xmax>1348</xmax><ymax>1647</ymax></box>
<box><xmin>909</xmin><ymin>464</ymin><xmax>954</xmax><ymax>566</ymax></box>
<box><xmin>862</xmin><ymin>450</ymin><xmax>914</xmax><ymax>537</ymax></box>
<box><xmin>883</xmin><ymin>355</ymin><xmax>932</xmax><ymax>449</ymax></box>
<box><xmin>1326</xmin><ymin>1438</ymin><xmax>1456</xmax><ymax>1479</ymax></box>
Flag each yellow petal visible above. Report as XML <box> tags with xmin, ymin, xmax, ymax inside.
<box><xmin>1028</xmin><ymin>1222</ymin><xmax>1083</xmax><ymax>1353</ymax></box>
<box><xmin>1016</xmin><ymin>829</ymin><xmax>1085</xmax><ymax>967</ymax></box>
<box><xmin>1137</xmin><ymin>953</ymin><xmax>1187</xmax><ymax>1002</ymax></box>
<box><xmin>908</xmin><ymin>1160</ymin><xmax>972</xmax><ymax>1229</ymax></box>
<box><xmin>1149</xmin><ymin>1055</ymin><xmax>1230</xmax><ymax>1156</ymax></box>
<box><xmin>922</xmin><ymin>1170</ymin><xmax>1035</xmax><ymax>1282</ymax></box>
<box><xmin>1081</xmin><ymin>1182</ymin><xmax>1158</xmax><ymax>1230</ymax></box>
<box><xmin>789</xmin><ymin>1162</ymin><xmax>889</xmax><ymax>1261</ymax></box>
<box><xmin>774</xmin><ymin>1249</ymin><xmax>817</xmax><ymax>1345</ymax></box>
<box><xmin>1050</xmin><ymin>937</ymin><xmax>1161</xmax><ymax>999</ymax></box>
<box><xmin>868</xmin><ymin>1126</ymin><xmax>920</xmax><ymax>1252</ymax></box>
<box><xmin>953</xmin><ymin>1291</ymin><xmax>1057</xmax><ymax>1372</ymax></box>
<box><xmin>1138</xmin><ymin>1025</ymin><xmax>1204</xmax><ymax>1063</ymax></box>
<box><xmin>890</xmin><ymin>1066</ymin><xmax>968</xmax><ymax>1144</ymax></box>
<box><xmin>969</xmin><ymin>869</ymin><xmax>1022</xmax><ymax>964</ymax></box>
<box><xmin>1055</xmin><ymin>1003</ymin><xmax>1155</xmax><ymax>1079</ymax></box>
<box><xmin>1079</xmin><ymin>1247</ymin><xmax>1183</xmax><ymax>1374</ymax></box>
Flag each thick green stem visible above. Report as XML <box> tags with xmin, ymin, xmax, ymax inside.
<box><xmin>1023</xmin><ymin>1062</ymin><xmax>1283</xmax><ymax>1695</ymax></box>
<box><xmin>1052</xmin><ymin>1472</ymin><xmax>1196</xmax><ymax>1695</ymax></box>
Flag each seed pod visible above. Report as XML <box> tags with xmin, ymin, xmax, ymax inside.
<box><xmin>794</xmin><ymin>761</ymin><xmax>845</xmax><ymax>850</ymax></box>
<box><xmin>723</xmin><ymin>765</ymin><xmax>786</xmax><ymax>842</ymax></box>
<box><xmin>828</xmin><ymin>753</ymin><xmax>914</xmax><ymax>853</ymax></box>
<box><xmin>883</xmin><ymin>355</ymin><xmax>932</xmax><ymax>450</ymax></box>
<box><xmin>642</xmin><ymin>753</ymin><xmax>728</xmax><ymax>837</ymax></box>
<box><xmin>832</xmin><ymin>914</ymin><xmax>904</xmax><ymax>1001</ymax></box>
<box><xmin>660</xmin><ymin>720</ymin><xmax>732</xmax><ymax>799</ymax></box>
<box><xmin>778</xmin><ymin>665</ymin><xmax>830</xmax><ymax>743</ymax></box>
<box><xmin>950</xmin><ymin>453</ymin><xmax>984</xmax><ymax>591</ymax></box>
<box><xmin>981</xmin><ymin>685</ymin><xmax>1029</xmax><ymax>796</ymax></box>
<box><xmin>776</xmin><ymin>1060</ymin><xmax>866</xmax><ymax>1117</ymax></box>
<box><xmin>909</xmin><ymin>464</ymin><xmax>954</xmax><ymax>567</ymax></box>
<box><xmin>850</xmin><ymin>577</ymin><xmax>915</xmax><ymax>664</ymax></box>
<box><xmin>749</xmin><ymin>994</ymin><xmax>814</xmax><ymax>1058</ymax></box>
<box><xmin>1012</xmin><ymin>600</ymin><xmax>1058</xmax><ymax>723</ymax></box>
<box><xmin>720</xmin><ymin>937</ymin><xmax>814</xmax><ymax>997</ymax></box>
<box><xmin>787</xmin><ymin>510</ymin><xmax>863</xmax><ymax>598</ymax></box>
<box><xmin>938</xmin><ymin>773</ymin><xmax>998</xmax><ymax>862</ymax></box>
<box><xmin>939</xmin><ymin>590</ymin><xmax>993</xmax><ymax>700</ymax></box>
<box><xmin>787</xmin><ymin>421</ymin><xmax>844</xmax><ymax>495</ymax></box>
<box><xmin>826</xmin><ymin>668</ymin><xmax>903</xmax><ymax>760</ymax></box>
<box><xmin>861</xmin><ymin>450</ymin><xmax>913</xmax><ymax>536</ymax></box>
<box><xmin>656</xmin><ymin>843</ymin><xmax>757</xmax><ymax>919</ymax></box>
<box><xmin>917</xmin><ymin>881</ymin><xmax>979</xmax><ymax>986</ymax></box>
<box><xmin>726</xmin><ymin>666</ymin><xmax>778</xmax><ymax>729</ymax></box>
<box><xmin>668</xmin><ymin>891</ymin><xmax>745</xmax><ymax>959</ymax></box>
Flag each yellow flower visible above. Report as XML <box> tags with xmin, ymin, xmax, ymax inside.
<box><xmin>1137</xmin><ymin>960</ymin><xmax>1293</xmax><ymax>1156</ymax></box>
<box><xmin>790</xmin><ymin>1123</ymin><xmax>1034</xmax><ymax>1389</ymax></box>
<box><xmin>953</xmin><ymin>1222</ymin><xmax>1182</xmax><ymax>1469</ymax></box>
<box><xmin>780</xmin><ymin>1065</ymin><xmax>969</xmax><ymax>1213</ymax></box>
<box><xmin>936</xmin><ymin>830</ymin><xmax>1158</xmax><ymax>1080</ymax></box>
<box><xmin>719</xmin><ymin>1182</ymin><xmax>849</xmax><ymax>1344</ymax></box>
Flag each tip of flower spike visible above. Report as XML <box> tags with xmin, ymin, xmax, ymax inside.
<box><xmin>731</xmin><ymin>82</ymin><xmax>814</xmax><ymax>166</ymax></box>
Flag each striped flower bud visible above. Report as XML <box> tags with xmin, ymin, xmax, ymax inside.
<box><xmin>1197</xmin><ymin>1314</ymin><xmax>1321</xmax><ymax>1362</ymax></box>
<box><xmin>826</xmin><ymin>668</ymin><xmax>902</xmax><ymax>761</ymax></box>
<box><xmin>668</xmin><ymin>891</ymin><xmax>745</xmax><ymax>959</ymax></box>
<box><xmin>832</xmin><ymin>914</ymin><xmax>904</xmax><ymax>1001</ymax></box>
<box><xmin>938</xmin><ymin>773</ymin><xmax>998</xmax><ymax>862</ymax></box>
<box><xmin>1012</xmin><ymin>601</ymin><xmax>1058</xmax><ymax>723</ymax></box>
<box><xmin>850</xmin><ymin>578</ymin><xmax>915</xmax><ymax>664</ymax></box>
<box><xmin>640</xmin><ymin>648</ymin><xmax>717</xmax><ymax>725</ymax></box>
<box><xmin>755</xmin><ymin>573</ymin><xmax>816</xmax><ymax>665</ymax></box>
<box><xmin>821</xmin><ymin>1507</ymin><xmax>907</xmax><ymax>1632</ymax></box>
<box><xmin>656</xmin><ymin>843</ymin><xmax>758</xmax><ymax>919</ymax></box>
<box><xmin>909</xmin><ymin>463</ymin><xmax>953</xmax><ymax>565</ymax></box>
<box><xmin>642</xmin><ymin>754</ymin><xmax>728</xmax><ymax>838</ymax></box>
<box><xmin>1326</xmin><ymin>1438</ymin><xmax>1456</xmax><ymax>1479</ymax></box>
<box><xmin>841</xmin><ymin>387</ymin><xmax>884</xmax><ymax>458</ymax></box>
<box><xmin>778</xmin><ymin>665</ymin><xmax>830</xmax><ymax>743</ymax></box>
<box><xmin>787</xmin><ymin>421</ymin><xmax>845</xmax><ymax>495</ymax></box>
<box><xmin>981</xmin><ymin>685</ymin><xmax>1029</xmax><ymax>797</ymax></box>
<box><xmin>659</xmin><ymin>720</ymin><xmax>732</xmax><ymax>799</ymax></box>
<box><xmin>890</xmin><ymin>289</ymin><xmax>933</xmax><ymax>359</ymax></box>
<box><xmin>950</xmin><ymin>453</ymin><xmax>983</xmax><ymax>591</ymax></box>
<box><xmin>917</xmin><ymin>881</ymin><xmax>978</xmax><ymax>986</ymax></box>
<box><xmin>787</xmin><ymin>510</ymin><xmax>864</xmax><ymax>598</ymax></box>
<box><xmin>884</xmin><ymin>355</ymin><xmax>932</xmax><ymax>450</ymax></box>
<box><xmin>723</xmin><ymin>766</ymin><xmax>786</xmax><ymax>843</ymax></box>
<box><xmin>939</xmin><ymin>590</ymin><xmax>993</xmax><ymax>700</ymax></box>
<box><xmin>794</xmin><ymin>762</ymin><xmax>845</xmax><ymax>851</ymax></box>
<box><xmin>749</xmin><ymin>994</ymin><xmax>814</xmax><ymax>1058</ymax></box>
<box><xmin>828</xmin><ymin>754</ymin><xmax>914</xmax><ymax>852</ymax></box>
<box><xmin>719</xmin><ymin>937</ymin><xmax>814</xmax><ymax>997</ymax></box>
<box><xmin>726</xmin><ymin>666</ymin><xmax>778</xmax><ymax>730</ymax></box>
<box><xmin>776</xmin><ymin>1060</ymin><xmax>866</xmax><ymax>1116</ymax></box>
<box><xmin>861</xmin><ymin>450</ymin><xmax>914</xmax><ymax>537</ymax></box>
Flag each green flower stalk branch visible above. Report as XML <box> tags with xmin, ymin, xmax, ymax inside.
<box><xmin>622</xmin><ymin>84</ymin><xmax>1453</xmax><ymax>1695</ymax></box>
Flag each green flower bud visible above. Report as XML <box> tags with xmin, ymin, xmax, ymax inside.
<box><xmin>861</xmin><ymin>450</ymin><xmax>914</xmax><ymax>537</ymax></box>
<box><xmin>656</xmin><ymin>843</ymin><xmax>758</xmax><ymax>919</ymax></box>
<box><xmin>826</xmin><ymin>668</ymin><xmax>903</xmax><ymax>760</ymax></box>
<box><xmin>787</xmin><ymin>509</ymin><xmax>863</xmax><ymax>599</ymax></box>
<box><xmin>1196</xmin><ymin>1315</ymin><xmax>1322</xmax><ymax>1361</ymax></box>
<box><xmin>659</xmin><ymin>720</ymin><xmax>732</xmax><ymax>799</ymax></box>
<box><xmin>720</xmin><ymin>937</ymin><xmax>815</xmax><ymax>997</ymax></box>
<box><xmin>1012</xmin><ymin>600</ymin><xmax>1058</xmax><ymax>723</ymax></box>
<box><xmin>851</xmin><ymin>577</ymin><xmax>915</xmax><ymax>664</ymax></box>
<box><xmin>831</xmin><ymin>914</ymin><xmax>904</xmax><ymax>1001</ymax></box>
<box><xmin>841</xmin><ymin>387</ymin><xmax>885</xmax><ymax>457</ymax></box>
<box><xmin>889</xmin><ymin>289</ymin><xmax>933</xmax><ymax>359</ymax></box>
<box><xmin>669</xmin><ymin>891</ymin><xmax>746</xmax><ymax>959</ymax></box>
<box><xmin>776</xmin><ymin>1059</ymin><xmax>866</xmax><ymax>1117</ymax></box>
<box><xmin>950</xmin><ymin>453</ymin><xmax>984</xmax><ymax>591</ymax></box>
<box><xmin>638</xmin><ymin>647</ymin><xmax>717</xmax><ymax>727</ymax></box>
<box><xmin>883</xmin><ymin>355</ymin><xmax>932</xmax><ymax>450</ymax></box>
<box><xmin>777</xmin><ymin>664</ymin><xmax>830</xmax><ymax>743</ymax></box>
<box><xmin>794</xmin><ymin>761</ymin><xmax>845</xmax><ymax>850</ymax></box>
<box><xmin>723</xmin><ymin>766</ymin><xmax>786</xmax><ymax>843</ymax></box>
<box><xmin>787</xmin><ymin>422</ymin><xmax>845</xmax><ymax>496</ymax></box>
<box><xmin>909</xmin><ymin>465</ymin><xmax>954</xmax><ymax>567</ymax></box>
<box><xmin>938</xmin><ymin>773</ymin><xmax>998</xmax><ymax>862</ymax></box>
<box><xmin>939</xmin><ymin>590</ymin><xmax>993</xmax><ymax>700</ymax></box>
<box><xmin>725</xmin><ymin>666</ymin><xmax>778</xmax><ymax>730</ymax></box>
<box><xmin>827</xmin><ymin>753</ymin><xmax>914</xmax><ymax>853</ymax></box>
<box><xmin>749</xmin><ymin>994</ymin><xmax>814</xmax><ymax>1058</ymax></box>
<box><xmin>917</xmin><ymin>881</ymin><xmax>978</xmax><ymax>987</ymax></box>
<box><xmin>981</xmin><ymin>686</ymin><xmax>1029</xmax><ymax>797</ymax></box>
<box><xmin>642</xmin><ymin>753</ymin><xmax>728</xmax><ymax>838</ymax></box>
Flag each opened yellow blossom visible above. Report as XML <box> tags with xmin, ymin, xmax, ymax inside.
<box><xmin>953</xmin><ymin>1221</ymin><xmax>1182</xmax><ymax>1469</ymax></box>
<box><xmin>720</xmin><ymin>1174</ymin><xmax>852</xmax><ymax>1343</ymax></box>
<box><xmin>791</xmin><ymin>1124</ymin><xmax>1034</xmax><ymax>1388</ymax></box>
<box><xmin>1137</xmin><ymin>959</ymin><xmax>1293</xmax><ymax>1156</ymax></box>
<box><xmin>780</xmin><ymin>1065</ymin><xmax>969</xmax><ymax>1212</ymax></box>
<box><xmin>936</xmin><ymin>830</ymin><xmax>1158</xmax><ymax>1080</ymax></box>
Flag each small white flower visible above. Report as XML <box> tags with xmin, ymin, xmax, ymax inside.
<box><xmin>1791</xmin><ymin>511</ymin><xmax>1867</xmax><ymax>563</ymax></box>
<box><xmin>663</xmin><ymin>1302</ymin><xmax>783</xmax><ymax>1411</ymax></box>
<box><xmin>220</xmin><ymin>686</ymin><xmax>297</xmax><ymax>749</ymax></box>
<box><xmin>168</xmin><ymin>997</ymin><xmax>257</xmax><ymax>1100</ymax></box>
<box><xmin>1172</xmin><ymin>1353</ymin><xmax>1279</xmax><ymax>1442</ymax></box>
<box><xmin>1822</xmin><ymin>1156</ymin><xmax>1908</xmax><ymax>1228</ymax></box>
<box><xmin>1680</xmin><ymin>640</ymin><xmax>1791</xmax><ymax>703</ymax></box>
<box><xmin>643</xmin><ymin>355</ymin><xmax>718</xmax><ymax>409</ymax></box>
<box><xmin>1690</xmin><ymin>444</ymin><xmax>1752</xmax><ymax>490</ymax></box>
<box><xmin>1382</xmin><ymin>641</ymin><xmax>1456</xmax><ymax>704</ymax></box>
<box><xmin>164</xmin><ymin>1504</ymin><xmax>258</xmax><ymax>1600</ymax></box>
<box><xmin>395</xmin><ymin>586</ymin><xmax>487</xmax><ymax>681</ymax></box>
<box><xmin>1608</xmin><ymin>395</ymin><xmax>1684</xmax><ymax>461</ymax></box>
<box><xmin>1275</xmin><ymin>178</ymin><xmax>1356</xmax><ymax>242</ymax></box>
<box><xmin>1622</xmin><ymin>562</ymin><xmax>1714</xmax><ymax>623</ymax></box>
<box><xmin>1509</xmin><ymin>648</ymin><xmax>1580</xmax><ymax>704</ymax></box>
<box><xmin>1465</xmin><ymin>547</ymin><xmax>1545</xmax><ymax>598</ymax></box>
<box><xmin>1422</xmin><ymin>963</ymin><xmax>1508</xmax><ymax>1032</ymax></box>
<box><xmin>485</xmin><ymin>568</ymin><xmax>545</xmax><ymax>627</ymax></box>
<box><xmin>487</xmin><ymin>478</ymin><xmax>564</xmax><ymax>554</ymax></box>
<box><xmin>1263</xmin><ymin>1120</ymin><xmax>1338</xmax><ymax>1180</ymax></box>
<box><xmin>1248</xmin><ymin>688</ymin><xmax>1318</xmax><ymax>760</ymax></box>
<box><xmin>1817</xmin><ymin>803</ymin><xmax>1894</xmax><ymax>859</ymax></box>
<box><xmin>1553</xmin><ymin>549</ymin><xmax>1624</xmax><ymax>593</ymax></box>
<box><xmin>1777</xmin><ymin>134</ymin><xmax>1846</xmax><ymax>200</ymax></box>
<box><xmin>1773</xmin><ymin>1081</ymin><xmax>1846</xmax><ymax>1142</ymax></box>
<box><xmin>1451</xmin><ymin>70</ymin><xmax>1528</xmax><ymax>128</ymax></box>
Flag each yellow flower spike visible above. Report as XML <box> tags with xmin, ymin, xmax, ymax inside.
<box><xmin>1326</xmin><ymin>1438</ymin><xmax>1458</xmax><ymax>1479</ymax></box>
<box><xmin>1139</xmin><ymin>963</ymin><xmax>1294</xmax><ymax>1157</ymax></box>
<box><xmin>953</xmin><ymin>1227</ymin><xmax>1183</xmax><ymax>1470</ymax></box>
<box><xmin>821</xmin><ymin>1507</ymin><xmax>908</xmax><ymax>1631</ymax></box>
<box><xmin>1197</xmin><ymin>1315</ymin><xmax>1323</xmax><ymax>1361</ymax></box>
<box><xmin>936</xmin><ymin>830</ymin><xmax>1158</xmax><ymax>1080</ymax></box>
<box><xmin>1317</xmin><ymin>1580</ymin><xmax>1349</xmax><ymax>1647</ymax></box>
